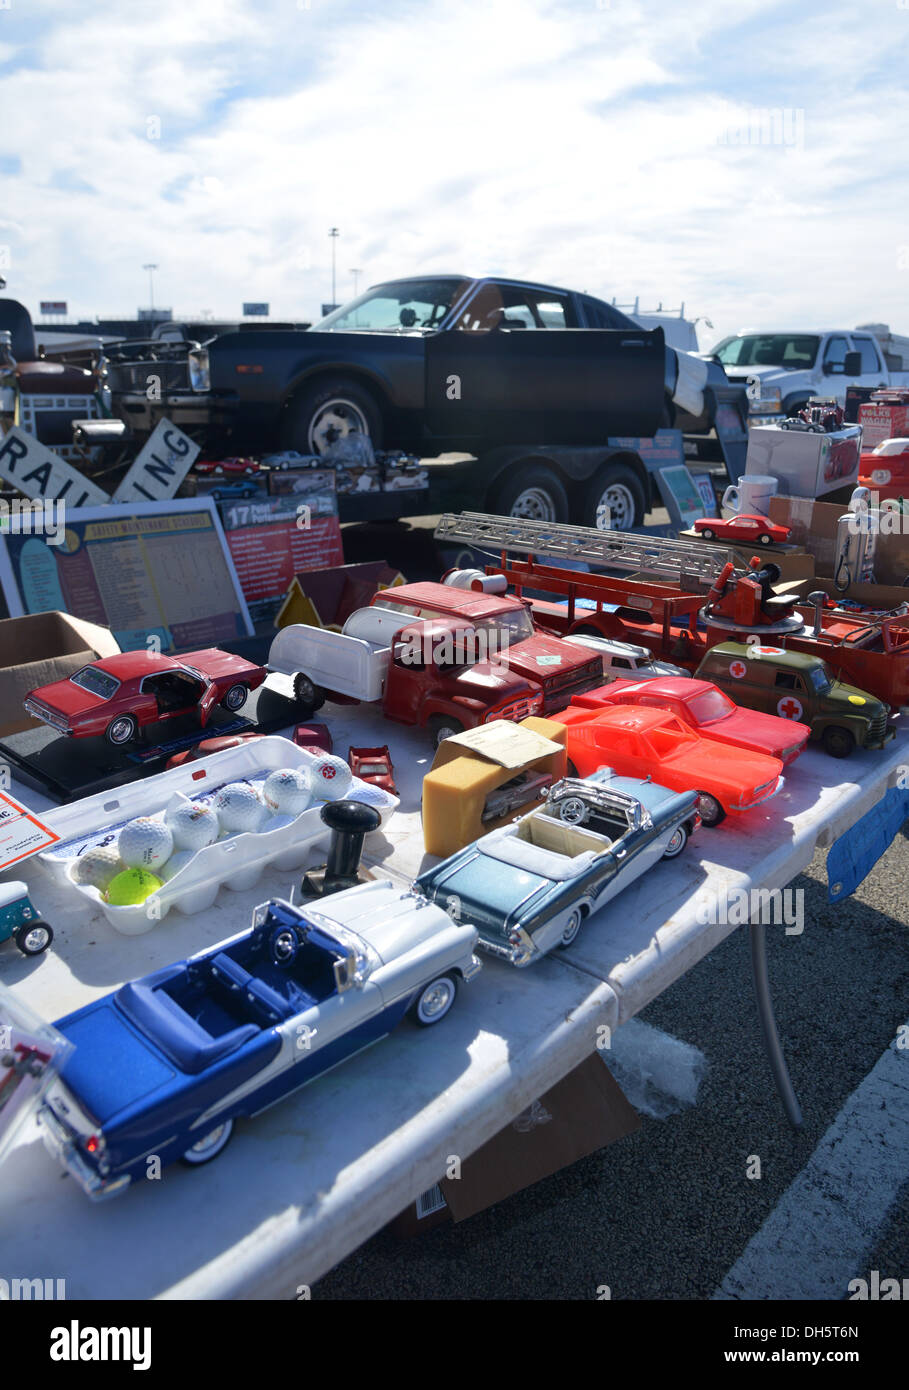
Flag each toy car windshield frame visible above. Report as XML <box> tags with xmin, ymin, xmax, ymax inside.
<box><xmin>545</xmin><ymin>776</ymin><xmax>650</xmax><ymax>830</ymax></box>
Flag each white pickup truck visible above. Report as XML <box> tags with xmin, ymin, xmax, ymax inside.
<box><xmin>706</xmin><ymin>325</ymin><xmax>909</xmax><ymax>427</ymax></box>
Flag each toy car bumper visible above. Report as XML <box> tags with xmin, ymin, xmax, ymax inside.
<box><xmin>22</xmin><ymin>698</ymin><xmax>72</xmax><ymax>735</ymax></box>
<box><xmin>39</xmin><ymin>1105</ymin><xmax>131</xmax><ymax>1201</ymax></box>
<box><xmin>863</xmin><ymin>724</ymin><xmax>897</xmax><ymax>751</ymax></box>
<box><xmin>730</xmin><ymin>775</ymin><xmax>784</xmax><ymax>813</ymax></box>
<box><xmin>478</xmin><ymin>926</ymin><xmax>538</xmax><ymax>968</ymax></box>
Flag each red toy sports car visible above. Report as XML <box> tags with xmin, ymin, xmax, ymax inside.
<box><xmin>558</xmin><ymin>703</ymin><xmax>784</xmax><ymax>827</ymax></box>
<box><xmin>25</xmin><ymin>649</ymin><xmax>267</xmax><ymax>747</ymax></box>
<box><xmin>693</xmin><ymin>514</ymin><xmax>791</xmax><ymax>547</ymax></box>
<box><xmin>571</xmin><ymin>677</ymin><xmax>810</xmax><ymax>765</ymax></box>
<box><xmin>293</xmin><ymin>723</ymin><xmax>333</xmax><ymax>755</ymax></box>
<box><xmin>347</xmin><ymin>745</ymin><xmax>397</xmax><ymax>795</ymax></box>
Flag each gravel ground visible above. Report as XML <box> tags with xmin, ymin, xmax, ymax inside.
<box><xmin>314</xmin><ymin>517</ymin><xmax>909</xmax><ymax>1300</ymax></box>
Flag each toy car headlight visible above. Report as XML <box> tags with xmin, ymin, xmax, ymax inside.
<box><xmin>188</xmin><ymin>348</ymin><xmax>210</xmax><ymax>392</ymax></box>
<box><xmin>872</xmin><ymin>469</ymin><xmax>891</xmax><ymax>485</ymax></box>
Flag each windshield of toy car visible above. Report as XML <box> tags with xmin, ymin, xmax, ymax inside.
<box><xmin>313</xmin><ymin>279</ymin><xmax>469</xmax><ymax>333</ymax></box>
<box><xmin>711</xmin><ymin>334</ymin><xmax>820</xmax><ymax>369</ymax></box>
<box><xmin>474</xmin><ymin>610</ymin><xmax>535</xmax><ymax>645</ymax></box>
<box><xmin>808</xmin><ymin>665</ymin><xmax>831</xmax><ymax>693</ymax></box>
<box><xmin>688</xmin><ymin>689</ymin><xmax>736</xmax><ymax>724</ymax></box>
<box><xmin>358</xmin><ymin>761</ymin><xmax>388</xmax><ymax>776</ymax></box>
<box><xmin>70</xmin><ymin>666</ymin><xmax>119</xmax><ymax>699</ymax></box>
<box><xmin>300</xmin><ymin>909</ymin><xmax>381</xmax><ymax>980</ymax></box>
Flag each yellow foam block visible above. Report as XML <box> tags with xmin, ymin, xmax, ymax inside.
<box><xmin>422</xmin><ymin>717</ymin><xmax>567</xmax><ymax>859</ymax></box>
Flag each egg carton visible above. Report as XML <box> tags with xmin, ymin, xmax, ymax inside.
<box><xmin>38</xmin><ymin>736</ymin><xmax>398</xmax><ymax>935</ymax></box>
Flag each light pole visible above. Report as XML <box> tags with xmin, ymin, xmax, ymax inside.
<box><xmin>142</xmin><ymin>263</ymin><xmax>157</xmax><ymax>314</ymax></box>
<box><xmin>328</xmin><ymin>229</ymin><xmax>339</xmax><ymax>308</ymax></box>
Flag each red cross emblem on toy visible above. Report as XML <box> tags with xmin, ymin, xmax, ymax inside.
<box><xmin>777</xmin><ymin>696</ymin><xmax>803</xmax><ymax>720</ymax></box>
<box><xmin>321</xmin><ymin>764</ymin><xmax>336</xmax><ymax>779</ymax></box>
<box><xmin>729</xmin><ymin>660</ymin><xmax>747</xmax><ymax>679</ymax></box>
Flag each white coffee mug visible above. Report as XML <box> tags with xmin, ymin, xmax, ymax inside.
<box><xmin>722</xmin><ymin>474</ymin><xmax>778</xmax><ymax>517</ymax></box>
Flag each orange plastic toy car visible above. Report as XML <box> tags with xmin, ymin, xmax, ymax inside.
<box><xmin>558</xmin><ymin>703</ymin><xmax>784</xmax><ymax>827</ymax></box>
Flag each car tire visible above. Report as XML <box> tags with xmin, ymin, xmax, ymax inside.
<box><xmin>822</xmin><ymin>725</ymin><xmax>856</xmax><ymax>759</ymax></box>
<box><xmin>696</xmin><ymin>792</ymin><xmax>726</xmax><ymax>827</ymax></box>
<box><xmin>409</xmin><ymin>975</ymin><xmax>458</xmax><ymax>1027</ymax></box>
<box><xmin>488</xmin><ymin>463</ymin><xmax>570</xmax><ymax>523</ymax></box>
<box><xmin>180</xmin><ymin>1118</ymin><xmax>235</xmax><ymax>1166</ymax></box>
<box><xmin>557</xmin><ymin>908</ymin><xmax>584</xmax><ymax>950</ymax></box>
<box><xmin>759</xmin><ymin>533</ymin><xmax>772</xmax><ymax>545</ymax></box>
<box><xmin>15</xmin><ymin>921</ymin><xmax>53</xmax><ymax>955</ymax></box>
<box><xmin>565</xmin><ymin>757</ymin><xmax>579</xmax><ymax>778</ymax></box>
<box><xmin>293</xmin><ymin>673</ymin><xmax>325</xmax><ymax>715</ymax></box>
<box><xmin>105</xmin><ymin>714</ymin><xmax>138</xmax><ymax>747</ymax></box>
<box><xmin>700</xmin><ymin>527</ymin><xmax>715</xmax><ymax>541</ymax></box>
<box><xmin>661</xmin><ymin>824</ymin><xmax>689</xmax><ymax>859</ymax></box>
<box><xmin>428</xmin><ymin>715</ymin><xmax>465</xmax><ymax>749</ymax></box>
<box><xmin>221</xmin><ymin>683</ymin><xmax>249</xmax><ymax>712</ymax></box>
<box><xmin>580</xmin><ymin>463</ymin><xmax>646</xmax><ymax>532</ymax></box>
<box><xmin>281</xmin><ymin>376</ymin><xmax>384</xmax><ymax>456</ymax></box>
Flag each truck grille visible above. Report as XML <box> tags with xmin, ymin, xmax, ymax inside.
<box><xmin>867</xmin><ymin>709</ymin><xmax>888</xmax><ymax>743</ymax></box>
<box><xmin>490</xmin><ymin>695</ymin><xmax>541</xmax><ymax>723</ymax></box>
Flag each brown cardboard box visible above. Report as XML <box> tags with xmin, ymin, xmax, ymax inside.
<box><xmin>0</xmin><ymin>611</ymin><xmax>121</xmax><ymax>737</ymax></box>
<box><xmin>679</xmin><ymin>527</ymin><xmax>815</xmax><ymax>583</ymax></box>
<box><xmin>387</xmin><ymin>1053</ymin><xmax>640</xmax><ymax>1236</ymax></box>
<box><xmin>770</xmin><ymin>496</ymin><xmax>909</xmax><ymax>588</ymax></box>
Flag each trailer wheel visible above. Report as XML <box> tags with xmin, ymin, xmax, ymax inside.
<box><xmin>281</xmin><ymin>376</ymin><xmax>384</xmax><ymax>455</ymax></box>
<box><xmin>293</xmin><ymin>673</ymin><xmax>326</xmax><ymax>715</ymax></box>
<box><xmin>488</xmin><ymin>464</ymin><xmax>569</xmax><ymax>523</ymax></box>
<box><xmin>580</xmin><ymin>463</ymin><xmax>646</xmax><ymax>531</ymax></box>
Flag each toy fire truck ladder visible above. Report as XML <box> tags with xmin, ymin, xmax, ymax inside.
<box><xmin>434</xmin><ymin>512</ymin><xmax>733</xmax><ymax>582</ymax></box>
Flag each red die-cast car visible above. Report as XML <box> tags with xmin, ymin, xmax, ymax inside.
<box><xmin>693</xmin><ymin>514</ymin><xmax>791</xmax><ymax>547</ymax></box>
<box><xmin>571</xmin><ymin>677</ymin><xmax>810</xmax><ymax>765</ymax></box>
<box><xmin>25</xmin><ymin>650</ymin><xmax>267</xmax><ymax>747</ymax></box>
<box><xmin>558</xmin><ymin>703</ymin><xmax>784</xmax><ymax>827</ymax></box>
<box><xmin>348</xmin><ymin>745</ymin><xmax>397</xmax><ymax>795</ymax></box>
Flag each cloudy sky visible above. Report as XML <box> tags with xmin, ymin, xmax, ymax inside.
<box><xmin>2</xmin><ymin>0</ymin><xmax>909</xmax><ymax>347</ymax></box>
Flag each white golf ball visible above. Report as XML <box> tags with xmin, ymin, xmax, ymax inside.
<box><xmin>159</xmin><ymin>849</ymin><xmax>197</xmax><ymax>882</ymax></box>
<box><xmin>118</xmin><ymin>817</ymin><xmax>174</xmax><ymax>871</ymax></box>
<box><xmin>308</xmin><ymin>753</ymin><xmax>353</xmax><ymax>800</ymax></box>
<box><xmin>263</xmin><ymin>768</ymin><xmax>312</xmax><ymax>816</ymax></box>
<box><xmin>165</xmin><ymin>795</ymin><xmax>220</xmax><ymax>851</ymax></box>
<box><xmin>72</xmin><ymin>843</ymin><xmax>123</xmax><ymax>891</ymax></box>
<box><xmin>214</xmin><ymin>781</ymin><xmax>268</xmax><ymax>832</ymax></box>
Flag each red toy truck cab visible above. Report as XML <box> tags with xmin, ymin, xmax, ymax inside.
<box><xmin>371</xmin><ymin>582</ymin><xmax>604</xmax><ymax>713</ymax></box>
<box><xmin>25</xmin><ymin>649</ymin><xmax>267</xmax><ymax>747</ymax></box>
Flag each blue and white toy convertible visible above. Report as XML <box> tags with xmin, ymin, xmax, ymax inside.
<box><xmin>416</xmin><ymin>769</ymin><xmax>699</xmax><ymax>967</ymax></box>
<box><xmin>39</xmin><ymin>880</ymin><xmax>480</xmax><ymax>1199</ymax></box>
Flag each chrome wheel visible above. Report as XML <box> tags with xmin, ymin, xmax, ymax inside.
<box><xmin>696</xmin><ymin>792</ymin><xmax>725</xmax><ymax>827</ymax></box>
<box><xmin>16</xmin><ymin>923</ymin><xmax>52</xmax><ymax>955</ymax></box>
<box><xmin>593</xmin><ymin>481</ymin><xmax>636</xmax><ymax>531</ymax></box>
<box><xmin>508</xmin><ymin>486</ymin><xmax>559</xmax><ymax>521</ymax></box>
<box><xmin>308</xmin><ymin>398</ymin><xmax>369</xmax><ymax>454</ymax></box>
<box><xmin>106</xmin><ymin>715</ymin><xmax>137</xmax><ymax>746</ymax></box>
<box><xmin>413</xmin><ymin>976</ymin><xmax>456</xmax><ymax>1026</ymax></box>
<box><xmin>662</xmin><ymin>825</ymin><xmax>688</xmax><ymax>859</ymax></box>
<box><xmin>558</xmin><ymin>909</ymin><xmax>583</xmax><ymax>949</ymax></box>
<box><xmin>181</xmin><ymin>1118</ymin><xmax>234</xmax><ymax>1166</ymax></box>
<box><xmin>223</xmin><ymin>683</ymin><xmax>247</xmax><ymax>711</ymax></box>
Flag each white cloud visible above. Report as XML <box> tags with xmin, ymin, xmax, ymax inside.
<box><xmin>3</xmin><ymin>0</ymin><xmax>909</xmax><ymax>345</ymax></box>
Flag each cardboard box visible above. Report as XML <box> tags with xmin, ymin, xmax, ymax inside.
<box><xmin>791</xmin><ymin>575</ymin><xmax>909</xmax><ymax>611</ymax></box>
<box><xmin>770</xmin><ymin>495</ymin><xmax>909</xmax><ymax>588</ymax></box>
<box><xmin>387</xmin><ymin>1053</ymin><xmax>640</xmax><ymax>1236</ymax></box>
<box><xmin>858</xmin><ymin>399</ymin><xmax>909</xmax><ymax>451</ymax></box>
<box><xmin>0</xmin><ymin>611</ymin><xmax>120</xmax><ymax>738</ymax></box>
<box><xmin>679</xmin><ymin>527</ymin><xmax>815</xmax><ymax>583</ymax></box>
<box><xmin>747</xmin><ymin>424</ymin><xmax>861</xmax><ymax>498</ymax></box>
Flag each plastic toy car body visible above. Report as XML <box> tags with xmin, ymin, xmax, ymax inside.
<box><xmin>24</xmin><ymin>649</ymin><xmax>267</xmax><ymax>747</ymax></box>
<box><xmin>415</xmin><ymin>769</ymin><xmax>699</xmax><ymax>966</ymax></box>
<box><xmin>208</xmin><ymin>480</ymin><xmax>261</xmax><ymax>500</ymax></box>
<box><xmin>39</xmin><ymin>882</ymin><xmax>480</xmax><ymax>1199</ymax></box>
<box><xmin>557</xmin><ymin>703</ymin><xmax>784</xmax><ymax>826</ymax></box>
<box><xmin>193</xmin><ymin>457</ymin><xmax>260</xmax><ymax>476</ymax></box>
<box><xmin>165</xmin><ymin>732</ymin><xmax>264</xmax><ymax>769</ymax></box>
<box><xmin>693</xmin><ymin>514</ymin><xmax>791</xmax><ymax>547</ymax></box>
<box><xmin>347</xmin><ymin>745</ymin><xmax>397</xmax><ymax>795</ymax></box>
<box><xmin>293</xmin><ymin>723</ymin><xmax>333</xmax><ymax>755</ymax></box>
<box><xmin>572</xmin><ymin>676</ymin><xmax>810</xmax><ymax>765</ymax></box>
<box><xmin>695</xmin><ymin>642</ymin><xmax>893</xmax><ymax>758</ymax></box>
<box><xmin>0</xmin><ymin>882</ymin><xmax>53</xmax><ymax>956</ymax></box>
<box><xmin>563</xmin><ymin>634</ymin><xmax>689</xmax><ymax>681</ymax></box>
<box><xmin>859</xmin><ymin>437</ymin><xmax>909</xmax><ymax>501</ymax></box>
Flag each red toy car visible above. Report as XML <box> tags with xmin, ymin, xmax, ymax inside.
<box><xmin>693</xmin><ymin>514</ymin><xmax>791</xmax><ymax>547</ymax></box>
<box><xmin>558</xmin><ymin>703</ymin><xmax>784</xmax><ymax>827</ymax></box>
<box><xmin>347</xmin><ymin>745</ymin><xmax>397</xmax><ymax>795</ymax></box>
<box><xmin>25</xmin><ymin>650</ymin><xmax>267</xmax><ymax>747</ymax></box>
<box><xmin>859</xmin><ymin>437</ymin><xmax>909</xmax><ymax>501</ymax></box>
<box><xmin>572</xmin><ymin>677</ymin><xmax>810</xmax><ymax>765</ymax></box>
<box><xmin>193</xmin><ymin>457</ymin><xmax>260</xmax><ymax>476</ymax></box>
<box><xmin>293</xmin><ymin>722</ymin><xmax>333</xmax><ymax>755</ymax></box>
<box><xmin>165</xmin><ymin>732</ymin><xmax>265</xmax><ymax>769</ymax></box>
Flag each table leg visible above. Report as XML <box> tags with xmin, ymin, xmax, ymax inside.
<box><xmin>750</xmin><ymin>921</ymin><xmax>803</xmax><ymax>1129</ymax></box>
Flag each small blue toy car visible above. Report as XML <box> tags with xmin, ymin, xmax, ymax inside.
<box><xmin>39</xmin><ymin>880</ymin><xmax>479</xmax><ymax>1199</ymax></box>
<box><xmin>416</xmin><ymin>769</ymin><xmax>699</xmax><ymax>966</ymax></box>
<box><xmin>0</xmin><ymin>881</ymin><xmax>53</xmax><ymax>957</ymax></box>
